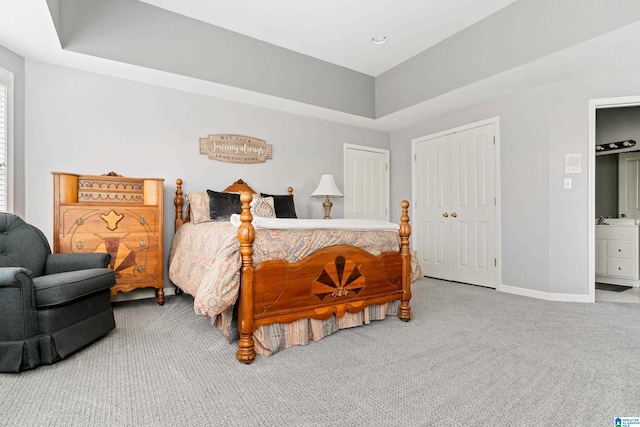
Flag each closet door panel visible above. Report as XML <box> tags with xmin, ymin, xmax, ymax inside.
<box><xmin>415</xmin><ymin>135</ymin><xmax>451</xmax><ymax>280</ymax></box>
<box><xmin>450</xmin><ymin>124</ymin><xmax>497</xmax><ymax>287</ymax></box>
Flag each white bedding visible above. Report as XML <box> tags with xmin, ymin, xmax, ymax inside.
<box><xmin>229</xmin><ymin>214</ymin><xmax>400</xmax><ymax>231</ymax></box>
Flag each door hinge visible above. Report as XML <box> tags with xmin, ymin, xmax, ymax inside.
<box><xmin>494</xmin><ymin>197</ymin><xmax>497</xmax><ymax>206</ymax></box>
<box><xmin>494</xmin><ymin>258</ymin><xmax>497</xmax><ymax>267</ymax></box>
<box><xmin>414</xmin><ymin>154</ymin><xmax>416</xmax><ymax>161</ymax></box>
<box><xmin>493</xmin><ymin>136</ymin><xmax>495</xmax><ymax>145</ymax></box>
<box><xmin>386</xmin><ymin>163</ymin><xmax>388</xmax><ymax>171</ymax></box>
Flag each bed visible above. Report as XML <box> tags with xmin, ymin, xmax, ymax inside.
<box><xmin>169</xmin><ymin>178</ymin><xmax>420</xmax><ymax>363</ymax></box>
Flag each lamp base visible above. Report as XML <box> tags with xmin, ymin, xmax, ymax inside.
<box><xmin>322</xmin><ymin>197</ymin><xmax>333</xmax><ymax>219</ymax></box>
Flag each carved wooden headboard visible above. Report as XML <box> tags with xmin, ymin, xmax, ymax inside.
<box><xmin>222</xmin><ymin>179</ymin><xmax>256</xmax><ymax>194</ymax></box>
<box><xmin>173</xmin><ymin>178</ymin><xmax>293</xmax><ymax>231</ymax></box>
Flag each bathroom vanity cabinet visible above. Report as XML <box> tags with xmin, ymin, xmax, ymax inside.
<box><xmin>595</xmin><ymin>224</ymin><xmax>640</xmax><ymax>287</ymax></box>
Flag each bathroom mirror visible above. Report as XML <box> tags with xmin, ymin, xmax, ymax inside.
<box><xmin>595</xmin><ymin>145</ymin><xmax>640</xmax><ymax>219</ymax></box>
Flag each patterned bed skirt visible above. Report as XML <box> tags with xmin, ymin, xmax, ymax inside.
<box><xmin>213</xmin><ymin>301</ymin><xmax>400</xmax><ymax>356</ymax></box>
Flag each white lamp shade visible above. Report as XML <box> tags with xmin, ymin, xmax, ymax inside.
<box><xmin>311</xmin><ymin>174</ymin><xmax>343</xmax><ymax>198</ymax></box>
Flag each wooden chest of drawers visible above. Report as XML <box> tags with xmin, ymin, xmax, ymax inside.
<box><xmin>52</xmin><ymin>172</ymin><xmax>165</xmax><ymax>305</ymax></box>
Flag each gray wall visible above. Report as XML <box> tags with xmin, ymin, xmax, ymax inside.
<box><xmin>50</xmin><ymin>0</ymin><xmax>640</xmax><ymax>123</ymax></box>
<box><xmin>376</xmin><ymin>0</ymin><xmax>640</xmax><ymax>118</ymax></box>
<box><xmin>23</xmin><ymin>60</ymin><xmax>389</xmax><ymax>292</ymax></box>
<box><xmin>390</xmin><ymin>86</ymin><xmax>552</xmax><ymax>294</ymax></box>
<box><xmin>53</xmin><ymin>0</ymin><xmax>374</xmax><ymax>118</ymax></box>
<box><xmin>389</xmin><ymin>68</ymin><xmax>640</xmax><ymax>297</ymax></box>
<box><xmin>0</xmin><ymin>44</ymin><xmax>25</xmax><ymax>217</ymax></box>
<box><xmin>596</xmin><ymin>106</ymin><xmax>640</xmax><ymax>144</ymax></box>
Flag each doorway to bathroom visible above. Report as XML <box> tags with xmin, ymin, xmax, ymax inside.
<box><xmin>591</xmin><ymin>96</ymin><xmax>640</xmax><ymax>303</ymax></box>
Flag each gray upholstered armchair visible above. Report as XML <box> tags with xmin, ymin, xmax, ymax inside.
<box><xmin>0</xmin><ymin>213</ymin><xmax>116</xmax><ymax>372</ymax></box>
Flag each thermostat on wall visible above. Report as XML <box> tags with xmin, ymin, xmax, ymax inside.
<box><xmin>564</xmin><ymin>154</ymin><xmax>582</xmax><ymax>174</ymax></box>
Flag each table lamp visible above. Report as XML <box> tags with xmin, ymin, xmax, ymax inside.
<box><xmin>311</xmin><ymin>174</ymin><xmax>343</xmax><ymax>219</ymax></box>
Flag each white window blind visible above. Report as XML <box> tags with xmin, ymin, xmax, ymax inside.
<box><xmin>0</xmin><ymin>67</ymin><xmax>12</xmax><ymax>213</ymax></box>
<box><xmin>0</xmin><ymin>81</ymin><xmax>7</xmax><ymax>212</ymax></box>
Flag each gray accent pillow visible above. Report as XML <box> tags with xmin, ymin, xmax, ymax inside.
<box><xmin>260</xmin><ymin>193</ymin><xmax>297</xmax><ymax>218</ymax></box>
<box><xmin>207</xmin><ymin>190</ymin><xmax>242</xmax><ymax>221</ymax></box>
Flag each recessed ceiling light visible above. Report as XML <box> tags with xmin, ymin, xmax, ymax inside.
<box><xmin>371</xmin><ymin>36</ymin><xmax>387</xmax><ymax>45</ymax></box>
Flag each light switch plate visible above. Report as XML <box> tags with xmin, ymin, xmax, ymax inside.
<box><xmin>564</xmin><ymin>178</ymin><xmax>572</xmax><ymax>189</ymax></box>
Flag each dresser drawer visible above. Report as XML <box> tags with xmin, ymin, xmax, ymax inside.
<box><xmin>607</xmin><ymin>241</ymin><xmax>637</xmax><ymax>260</ymax></box>
<box><xmin>606</xmin><ymin>258</ymin><xmax>638</xmax><ymax>279</ymax></box>
<box><xmin>596</xmin><ymin>226</ymin><xmax>638</xmax><ymax>241</ymax></box>
<box><xmin>59</xmin><ymin>205</ymin><xmax>159</xmax><ymax>236</ymax></box>
<box><xmin>59</xmin><ymin>231</ymin><xmax>161</xmax><ymax>284</ymax></box>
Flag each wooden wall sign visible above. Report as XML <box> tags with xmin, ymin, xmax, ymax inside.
<box><xmin>199</xmin><ymin>134</ymin><xmax>273</xmax><ymax>164</ymax></box>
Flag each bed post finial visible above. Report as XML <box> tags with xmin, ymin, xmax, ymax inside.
<box><xmin>398</xmin><ymin>200</ymin><xmax>412</xmax><ymax>322</ymax></box>
<box><xmin>175</xmin><ymin>178</ymin><xmax>184</xmax><ymax>231</ymax></box>
<box><xmin>399</xmin><ymin>200</ymin><xmax>411</xmax><ymax>246</ymax></box>
<box><xmin>237</xmin><ymin>191</ymin><xmax>257</xmax><ymax>364</ymax></box>
<box><xmin>287</xmin><ymin>187</ymin><xmax>293</xmax><ymax>195</ymax></box>
<box><xmin>238</xmin><ymin>192</ymin><xmax>255</xmax><ymax>269</ymax></box>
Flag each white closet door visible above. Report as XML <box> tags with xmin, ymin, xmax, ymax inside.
<box><xmin>450</xmin><ymin>124</ymin><xmax>497</xmax><ymax>287</ymax></box>
<box><xmin>413</xmin><ymin>122</ymin><xmax>498</xmax><ymax>288</ymax></box>
<box><xmin>414</xmin><ymin>134</ymin><xmax>451</xmax><ymax>280</ymax></box>
<box><xmin>344</xmin><ymin>144</ymin><xmax>389</xmax><ymax>221</ymax></box>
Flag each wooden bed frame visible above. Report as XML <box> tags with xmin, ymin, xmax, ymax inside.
<box><xmin>173</xmin><ymin>178</ymin><xmax>412</xmax><ymax>364</ymax></box>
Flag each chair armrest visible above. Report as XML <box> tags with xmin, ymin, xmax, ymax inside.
<box><xmin>0</xmin><ymin>267</ymin><xmax>33</xmax><ymax>288</ymax></box>
<box><xmin>44</xmin><ymin>253</ymin><xmax>111</xmax><ymax>275</ymax></box>
<box><xmin>0</xmin><ymin>267</ymin><xmax>38</xmax><ymax>342</ymax></box>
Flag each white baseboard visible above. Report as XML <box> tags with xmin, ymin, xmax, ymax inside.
<box><xmin>499</xmin><ymin>284</ymin><xmax>594</xmax><ymax>303</ymax></box>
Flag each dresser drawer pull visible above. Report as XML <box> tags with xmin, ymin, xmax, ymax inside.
<box><xmin>619</xmin><ymin>249</ymin><xmax>623</xmax><ymax>252</ymax></box>
<box><xmin>139</xmin><ymin>218</ymin><xmax>146</xmax><ymax>225</ymax></box>
<box><xmin>76</xmin><ymin>218</ymin><xmax>84</xmax><ymax>225</ymax></box>
<box><xmin>76</xmin><ymin>241</ymin><xmax>84</xmax><ymax>249</ymax></box>
<box><xmin>137</xmin><ymin>266</ymin><xmax>144</xmax><ymax>273</ymax></box>
<box><xmin>619</xmin><ymin>267</ymin><xmax>623</xmax><ymax>270</ymax></box>
<box><xmin>139</xmin><ymin>240</ymin><xmax>146</xmax><ymax>247</ymax></box>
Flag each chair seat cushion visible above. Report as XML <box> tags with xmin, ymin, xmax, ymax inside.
<box><xmin>32</xmin><ymin>268</ymin><xmax>115</xmax><ymax>308</ymax></box>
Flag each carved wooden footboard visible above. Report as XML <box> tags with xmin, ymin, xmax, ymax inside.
<box><xmin>235</xmin><ymin>192</ymin><xmax>412</xmax><ymax>364</ymax></box>
<box><xmin>172</xmin><ymin>179</ymin><xmax>412</xmax><ymax>364</ymax></box>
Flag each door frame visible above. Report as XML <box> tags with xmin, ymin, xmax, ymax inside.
<box><xmin>588</xmin><ymin>95</ymin><xmax>640</xmax><ymax>303</ymax></box>
<box><xmin>411</xmin><ymin>116</ymin><xmax>502</xmax><ymax>289</ymax></box>
<box><xmin>343</xmin><ymin>143</ymin><xmax>390</xmax><ymax>221</ymax></box>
